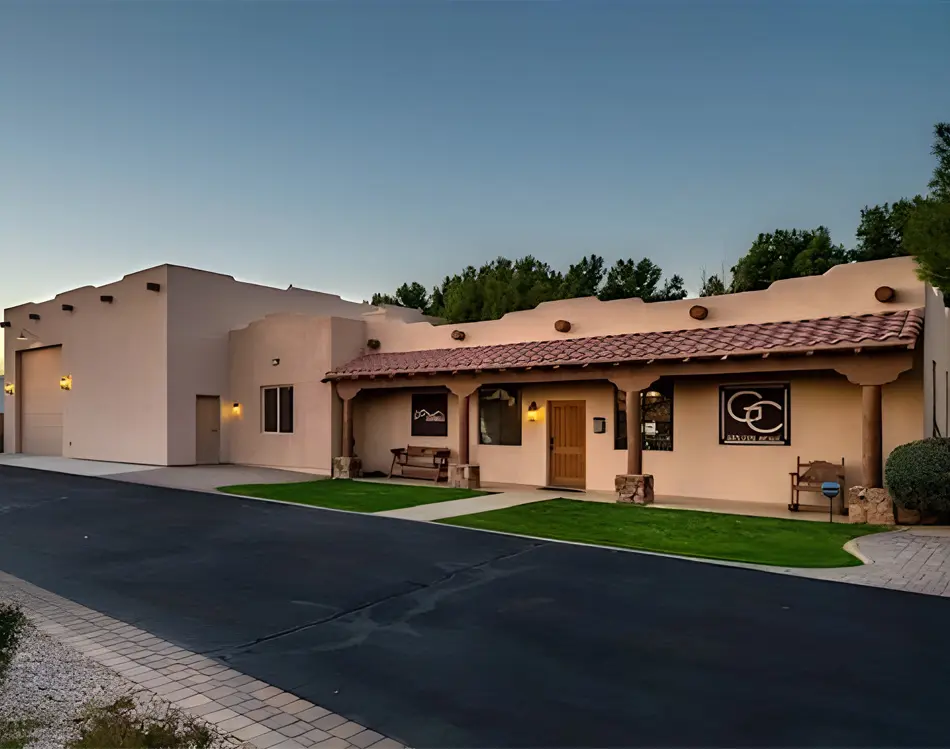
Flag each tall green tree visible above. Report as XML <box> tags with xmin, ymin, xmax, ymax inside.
<box><xmin>598</xmin><ymin>258</ymin><xmax>686</xmax><ymax>302</ymax></box>
<box><xmin>904</xmin><ymin>123</ymin><xmax>950</xmax><ymax>294</ymax></box>
<box><xmin>371</xmin><ymin>281</ymin><xmax>431</xmax><ymax>312</ymax></box>
<box><xmin>730</xmin><ymin>227</ymin><xmax>848</xmax><ymax>292</ymax></box>
<box><xmin>928</xmin><ymin>122</ymin><xmax>950</xmax><ymax>202</ymax></box>
<box><xmin>905</xmin><ymin>200</ymin><xmax>950</xmax><ymax>293</ymax></box>
<box><xmin>699</xmin><ymin>270</ymin><xmax>727</xmax><ymax>297</ymax></box>
<box><xmin>852</xmin><ymin>198</ymin><xmax>923</xmax><ymax>261</ymax></box>
<box><xmin>560</xmin><ymin>254</ymin><xmax>605</xmax><ymax>298</ymax></box>
<box><xmin>373</xmin><ymin>253</ymin><xmax>684</xmax><ymax>322</ymax></box>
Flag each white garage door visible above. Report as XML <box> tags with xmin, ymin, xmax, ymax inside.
<box><xmin>20</xmin><ymin>346</ymin><xmax>64</xmax><ymax>456</ymax></box>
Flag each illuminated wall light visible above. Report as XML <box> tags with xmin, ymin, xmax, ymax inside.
<box><xmin>526</xmin><ymin>401</ymin><xmax>539</xmax><ymax>422</ymax></box>
<box><xmin>232</xmin><ymin>402</ymin><xmax>242</xmax><ymax>416</ymax></box>
<box><xmin>59</xmin><ymin>374</ymin><xmax>72</xmax><ymax>391</ymax></box>
<box><xmin>3</xmin><ymin>382</ymin><xmax>14</xmax><ymax>396</ymax></box>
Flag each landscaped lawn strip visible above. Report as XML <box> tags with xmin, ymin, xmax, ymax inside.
<box><xmin>439</xmin><ymin>499</ymin><xmax>885</xmax><ymax>567</ymax></box>
<box><xmin>218</xmin><ymin>478</ymin><xmax>486</xmax><ymax>513</ymax></box>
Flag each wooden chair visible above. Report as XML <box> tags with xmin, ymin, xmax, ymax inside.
<box><xmin>389</xmin><ymin>446</ymin><xmax>451</xmax><ymax>483</ymax></box>
<box><xmin>789</xmin><ymin>457</ymin><xmax>846</xmax><ymax>513</ymax></box>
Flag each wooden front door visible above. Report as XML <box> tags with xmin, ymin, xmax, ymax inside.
<box><xmin>548</xmin><ymin>400</ymin><xmax>586</xmax><ymax>489</ymax></box>
<box><xmin>195</xmin><ymin>395</ymin><xmax>221</xmax><ymax>465</ymax></box>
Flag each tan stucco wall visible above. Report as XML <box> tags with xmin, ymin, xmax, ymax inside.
<box><xmin>353</xmin><ymin>367</ymin><xmax>923</xmax><ymax>502</ymax></box>
<box><xmin>3</xmin><ymin>266</ymin><xmax>170</xmax><ymax>464</ymax></box>
<box><xmin>3</xmin><ymin>264</ymin><xmax>371</xmax><ymax>466</ymax></box>
<box><xmin>923</xmin><ymin>285</ymin><xmax>950</xmax><ymax>439</ymax></box>
<box><xmin>164</xmin><ymin>266</ymin><xmax>370</xmax><ymax>465</ymax></box>
<box><xmin>363</xmin><ymin>257</ymin><xmax>925</xmax><ymax>354</ymax></box>
<box><xmin>228</xmin><ymin>315</ymin><xmax>365</xmax><ymax>473</ymax></box>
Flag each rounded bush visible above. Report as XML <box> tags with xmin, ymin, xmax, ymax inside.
<box><xmin>885</xmin><ymin>437</ymin><xmax>950</xmax><ymax>512</ymax></box>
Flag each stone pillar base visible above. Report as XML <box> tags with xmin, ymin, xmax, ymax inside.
<box><xmin>450</xmin><ymin>464</ymin><xmax>481</xmax><ymax>489</ymax></box>
<box><xmin>332</xmin><ymin>456</ymin><xmax>362</xmax><ymax>479</ymax></box>
<box><xmin>847</xmin><ymin>485</ymin><xmax>894</xmax><ymax>525</ymax></box>
<box><xmin>616</xmin><ymin>474</ymin><xmax>654</xmax><ymax>505</ymax></box>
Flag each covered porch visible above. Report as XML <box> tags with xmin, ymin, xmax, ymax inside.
<box><xmin>325</xmin><ymin>308</ymin><xmax>922</xmax><ymax>511</ymax></box>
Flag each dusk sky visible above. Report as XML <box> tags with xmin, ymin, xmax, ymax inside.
<box><xmin>2</xmin><ymin>0</ymin><xmax>948</xmax><ymax>371</ymax></box>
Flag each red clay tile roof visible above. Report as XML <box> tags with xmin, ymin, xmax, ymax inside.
<box><xmin>326</xmin><ymin>308</ymin><xmax>924</xmax><ymax>379</ymax></box>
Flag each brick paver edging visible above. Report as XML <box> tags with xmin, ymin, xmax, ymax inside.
<box><xmin>0</xmin><ymin>571</ymin><xmax>405</xmax><ymax>749</ymax></box>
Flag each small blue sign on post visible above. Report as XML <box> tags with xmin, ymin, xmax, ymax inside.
<box><xmin>821</xmin><ymin>481</ymin><xmax>840</xmax><ymax>523</ymax></box>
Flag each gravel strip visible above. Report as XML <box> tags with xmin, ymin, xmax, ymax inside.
<box><xmin>0</xmin><ymin>593</ymin><xmax>241</xmax><ymax>749</ymax></box>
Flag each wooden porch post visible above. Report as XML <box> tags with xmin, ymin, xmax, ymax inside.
<box><xmin>341</xmin><ymin>396</ymin><xmax>354</xmax><ymax>459</ymax></box>
<box><xmin>458</xmin><ymin>394</ymin><xmax>470</xmax><ymax>465</ymax></box>
<box><xmin>862</xmin><ymin>384</ymin><xmax>883</xmax><ymax>488</ymax></box>
<box><xmin>626</xmin><ymin>388</ymin><xmax>642</xmax><ymax>475</ymax></box>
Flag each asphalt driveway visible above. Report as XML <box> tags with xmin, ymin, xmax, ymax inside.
<box><xmin>1</xmin><ymin>465</ymin><xmax>947</xmax><ymax>748</ymax></box>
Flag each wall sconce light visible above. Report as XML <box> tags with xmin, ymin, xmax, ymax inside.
<box><xmin>271</xmin><ymin>358</ymin><xmax>280</xmax><ymax>366</ymax></box>
<box><xmin>3</xmin><ymin>382</ymin><xmax>14</xmax><ymax>396</ymax></box>
<box><xmin>232</xmin><ymin>402</ymin><xmax>242</xmax><ymax>415</ymax></box>
<box><xmin>59</xmin><ymin>374</ymin><xmax>72</xmax><ymax>391</ymax></box>
<box><xmin>16</xmin><ymin>330</ymin><xmax>27</xmax><ymax>341</ymax></box>
<box><xmin>526</xmin><ymin>401</ymin><xmax>539</xmax><ymax>421</ymax></box>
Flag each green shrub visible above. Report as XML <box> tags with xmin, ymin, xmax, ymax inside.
<box><xmin>69</xmin><ymin>697</ymin><xmax>213</xmax><ymax>749</ymax></box>
<box><xmin>885</xmin><ymin>437</ymin><xmax>950</xmax><ymax>511</ymax></box>
<box><xmin>0</xmin><ymin>603</ymin><xmax>27</xmax><ymax>683</ymax></box>
<box><xmin>0</xmin><ymin>719</ymin><xmax>43</xmax><ymax>749</ymax></box>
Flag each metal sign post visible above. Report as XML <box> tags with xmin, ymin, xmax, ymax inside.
<box><xmin>821</xmin><ymin>481</ymin><xmax>840</xmax><ymax>523</ymax></box>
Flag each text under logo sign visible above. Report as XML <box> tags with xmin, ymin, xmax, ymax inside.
<box><xmin>719</xmin><ymin>384</ymin><xmax>790</xmax><ymax>445</ymax></box>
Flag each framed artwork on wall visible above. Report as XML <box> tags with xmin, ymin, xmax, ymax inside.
<box><xmin>411</xmin><ymin>392</ymin><xmax>448</xmax><ymax>437</ymax></box>
<box><xmin>719</xmin><ymin>384</ymin><xmax>790</xmax><ymax>445</ymax></box>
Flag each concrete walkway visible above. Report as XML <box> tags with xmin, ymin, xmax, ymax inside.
<box><xmin>0</xmin><ymin>454</ymin><xmax>161</xmax><ymax>477</ymax></box>
<box><xmin>117</xmin><ymin>465</ymin><xmax>320</xmax><ymax>493</ymax></box>
<box><xmin>0</xmin><ymin>455</ymin><xmax>320</xmax><ymax>492</ymax></box>
<box><xmin>374</xmin><ymin>489</ymin><xmax>563</xmax><ymax>521</ymax></box>
<box><xmin>784</xmin><ymin>527</ymin><xmax>950</xmax><ymax>597</ymax></box>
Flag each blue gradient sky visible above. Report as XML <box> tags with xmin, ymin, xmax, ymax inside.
<box><xmin>2</xmin><ymin>1</ymin><xmax>947</xmax><ymax>364</ymax></box>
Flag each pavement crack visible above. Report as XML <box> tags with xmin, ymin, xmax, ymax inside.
<box><xmin>206</xmin><ymin>540</ymin><xmax>548</xmax><ymax>657</ymax></box>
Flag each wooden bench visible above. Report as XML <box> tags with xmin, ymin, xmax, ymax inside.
<box><xmin>389</xmin><ymin>446</ymin><xmax>451</xmax><ymax>483</ymax></box>
<box><xmin>789</xmin><ymin>456</ymin><xmax>845</xmax><ymax>513</ymax></box>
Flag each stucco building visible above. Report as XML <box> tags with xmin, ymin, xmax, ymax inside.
<box><xmin>3</xmin><ymin>257</ymin><xmax>948</xmax><ymax>507</ymax></box>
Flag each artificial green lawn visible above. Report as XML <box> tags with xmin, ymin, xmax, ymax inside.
<box><xmin>217</xmin><ymin>479</ymin><xmax>486</xmax><ymax>513</ymax></box>
<box><xmin>439</xmin><ymin>499</ymin><xmax>885</xmax><ymax>568</ymax></box>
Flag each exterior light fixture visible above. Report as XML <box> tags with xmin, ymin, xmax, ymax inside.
<box><xmin>271</xmin><ymin>358</ymin><xmax>280</xmax><ymax>366</ymax></box>
<box><xmin>59</xmin><ymin>375</ymin><xmax>72</xmax><ymax>391</ymax></box>
<box><xmin>16</xmin><ymin>330</ymin><xmax>27</xmax><ymax>341</ymax></box>
<box><xmin>3</xmin><ymin>382</ymin><xmax>14</xmax><ymax>396</ymax></box>
<box><xmin>526</xmin><ymin>401</ymin><xmax>539</xmax><ymax>421</ymax></box>
<box><xmin>232</xmin><ymin>402</ymin><xmax>241</xmax><ymax>415</ymax></box>
<box><xmin>645</xmin><ymin>390</ymin><xmax>662</xmax><ymax>398</ymax></box>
